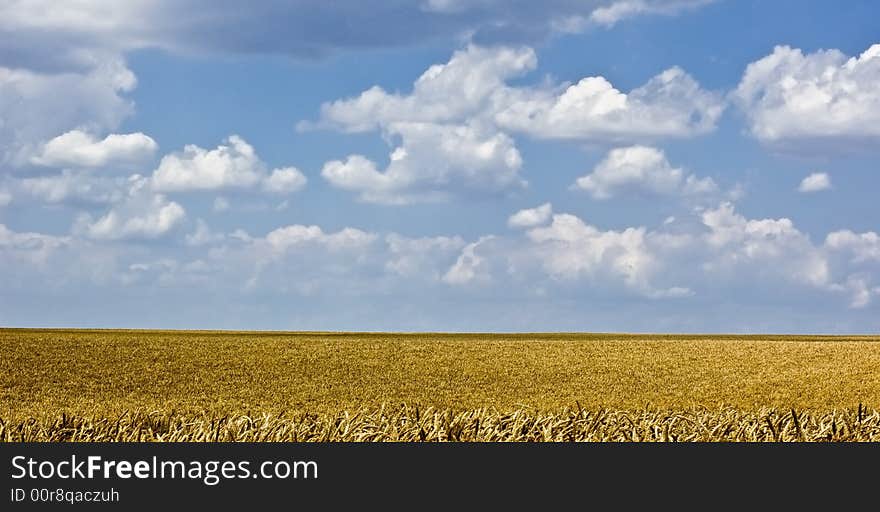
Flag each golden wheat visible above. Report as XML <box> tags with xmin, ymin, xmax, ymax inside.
<box><xmin>2</xmin><ymin>405</ymin><xmax>878</xmax><ymax>442</ymax></box>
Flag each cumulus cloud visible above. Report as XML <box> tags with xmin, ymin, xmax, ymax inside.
<box><xmin>30</xmin><ymin>130</ymin><xmax>157</xmax><ymax>169</ymax></box>
<box><xmin>496</xmin><ymin>67</ymin><xmax>724</xmax><ymax>140</ymax></box>
<box><xmin>524</xmin><ymin>213</ymin><xmax>691</xmax><ymax>297</ymax></box>
<box><xmin>734</xmin><ymin>44</ymin><xmax>880</xmax><ymax>148</ymax></box>
<box><xmin>262</xmin><ymin>167</ymin><xmax>308</xmax><ymax>195</ymax></box>
<box><xmin>825</xmin><ymin>230</ymin><xmax>880</xmax><ymax>263</ymax></box>
<box><xmin>700</xmin><ymin>202</ymin><xmax>830</xmax><ymax>288</ymax></box>
<box><xmin>321</xmin><ymin>122</ymin><xmax>524</xmax><ymax>204</ymax></box>
<box><xmin>74</xmin><ymin>175</ymin><xmax>185</xmax><ymax>240</ymax></box>
<box><xmin>798</xmin><ymin>172</ymin><xmax>831</xmax><ymax>193</ymax></box>
<box><xmin>310</xmin><ymin>45</ymin><xmax>537</xmax><ymax>132</ymax></box>
<box><xmin>572</xmin><ymin>146</ymin><xmax>718</xmax><ymax>199</ymax></box>
<box><xmin>151</xmin><ymin>135</ymin><xmax>263</xmax><ymax>191</ymax></box>
<box><xmin>151</xmin><ymin>135</ymin><xmax>307</xmax><ymax>195</ymax></box>
<box><xmin>508</xmin><ymin>203</ymin><xmax>553</xmax><ymax>228</ymax></box>
<box><xmin>264</xmin><ymin>224</ymin><xmax>377</xmax><ymax>253</ymax></box>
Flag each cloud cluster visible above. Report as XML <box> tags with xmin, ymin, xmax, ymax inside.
<box><xmin>3</xmin><ymin>193</ymin><xmax>878</xmax><ymax>333</ymax></box>
<box><xmin>315</xmin><ymin>45</ymin><xmax>723</xmax><ymax>142</ymax></box>
<box><xmin>310</xmin><ymin>45</ymin><xmax>722</xmax><ymax>203</ymax></box>
<box><xmin>8</xmin><ymin>134</ymin><xmax>307</xmax><ymax>242</ymax></box>
<box><xmin>451</xmin><ymin>202</ymin><xmax>880</xmax><ymax>308</ymax></box>
<box><xmin>734</xmin><ymin>44</ymin><xmax>880</xmax><ymax>148</ymax></box>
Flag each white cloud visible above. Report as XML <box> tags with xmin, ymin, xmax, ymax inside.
<box><xmin>700</xmin><ymin>202</ymin><xmax>830</xmax><ymax>288</ymax></box>
<box><xmin>262</xmin><ymin>167</ymin><xmax>307</xmax><ymax>194</ymax></box>
<box><xmin>17</xmin><ymin>170</ymin><xmax>127</xmax><ymax>204</ymax></box>
<box><xmin>2</xmin><ymin>199</ymin><xmax>879</xmax><ymax>324</ymax></box>
<box><xmin>0</xmin><ymin>189</ymin><xmax>11</xmax><ymax>206</ymax></box>
<box><xmin>31</xmin><ymin>130</ymin><xmax>157</xmax><ymax>169</ymax></box>
<box><xmin>508</xmin><ymin>203</ymin><xmax>553</xmax><ymax>228</ymax></box>
<box><xmin>825</xmin><ymin>230</ymin><xmax>880</xmax><ymax>263</ymax></box>
<box><xmin>836</xmin><ymin>276</ymin><xmax>880</xmax><ymax>309</ymax></box>
<box><xmin>314</xmin><ymin>45</ymin><xmax>723</xmax><ymax>144</ymax></box>
<box><xmin>321</xmin><ymin>122</ymin><xmax>525</xmax><ymax>204</ymax></box>
<box><xmin>734</xmin><ymin>44</ymin><xmax>880</xmax><ymax>147</ymax></box>
<box><xmin>150</xmin><ymin>135</ymin><xmax>307</xmax><ymax>195</ymax></box>
<box><xmin>313</xmin><ymin>45</ymin><xmax>720</xmax><ymax>203</ymax></box>
<box><xmin>443</xmin><ymin>236</ymin><xmax>495</xmax><ymax>285</ymax></box>
<box><xmin>525</xmin><ymin>213</ymin><xmax>689</xmax><ymax>297</ymax></box>
<box><xmin>310</xmin><ymin>45</ymin><xmax>537</xmax><ymax>132</ymax></box>
<box><xmin>588</xmin><ymin>0</ymin><xmax>713</xmax><ymax>26</ymax></box>
<box><xmin>438</xmin><ymin>203</ymin><xmax>880</xmax><ymax>307</ymax></box>
<box><xmin>75</xmin><ymin>175</ymin><xmax>185</xmax><ymax>240</ymax></box>
<box><xmin>265</xmin><ymin>225</ymin><xmax>377</xmax><ymax>253</ymax></box>
<box><xmin>694</xmin><ymin>204</ymin><xmax>880</xmax><ymax>308</ymax></box>
<box><xmin>385</xmin><ymin>233</ymin><xmax>465</xmax><ymax>279</ymax></box>
<box><xmin>151</xmin><ymin>135</ymin><xmax>262</xmax><ymax>191</ymax></box>
<box><xmin>0</xmin><ymin>58</ymin><xmax>136</xmax><ymax>167</ymax></box>
<box><xmin>0</xmin><ymin>223</ymin><xmax>69</xmax><ymax>265</ymax></box>
<box><xmin>573</xmin><ymin>145</ymin><xmax>718</xmax><ymax>199</ymax></box>
<box><xmin>495</xmin><ymin>67</ymin><xmax>724</xmax><ymax>141</ymax></box>
<box><xmin>798</xmin><ymin>172</ymin><xmax>831</xmax><ymax>193</ymax></box>
<box><xmin>205</xmin><ymin>223</ymin><xmax>385</xmax><ymax>295</ymax></box>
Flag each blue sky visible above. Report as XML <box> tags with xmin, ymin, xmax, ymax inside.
<box><xmin>1</xmin><ymin>0</ymin><xmax>878</xmax><ymax>332</ymax></box>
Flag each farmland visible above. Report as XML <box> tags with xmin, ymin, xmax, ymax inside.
<box><xmin>2</xmin><ymin>329</ymin><xmax>879</xmax><ymax>441</ymax></box>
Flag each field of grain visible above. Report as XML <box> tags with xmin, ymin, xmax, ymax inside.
<box><xmin>2</xmin><ymin>329</ymin><xmax>879</xmax><ymax>441</ymax></box>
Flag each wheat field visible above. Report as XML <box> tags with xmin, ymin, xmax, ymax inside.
<box><xmin>2</xmin><ymin>329</ymin><xmax>879</xmax><ymax>442</ymax></box>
